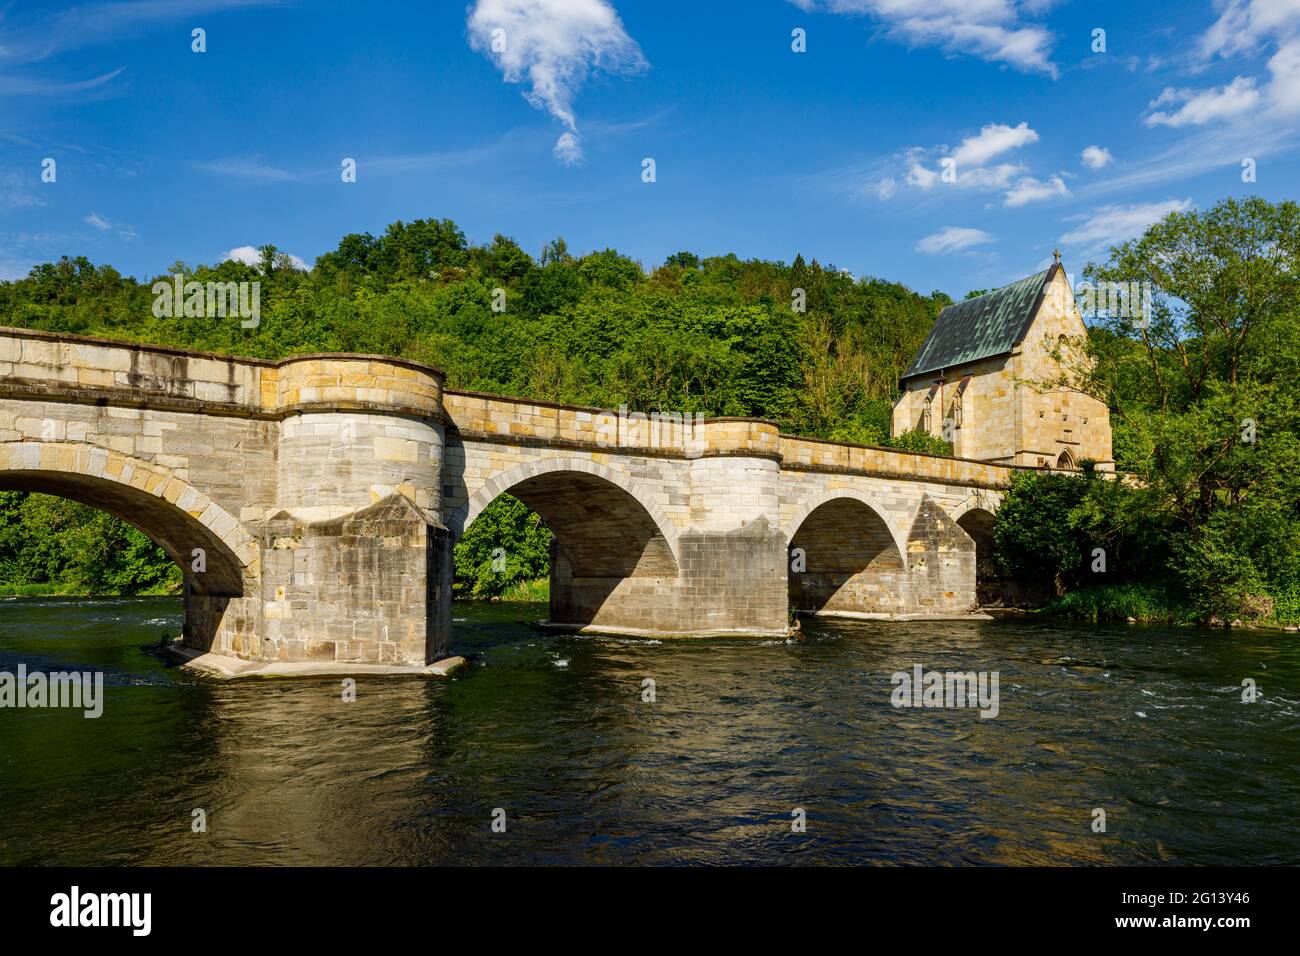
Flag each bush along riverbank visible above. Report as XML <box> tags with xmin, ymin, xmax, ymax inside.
<box><xmin>1039</xmin><ymin>584</ymin><xmax>1198</xmax><ymax>626</ymax></box>
<box><xmin>999</xmin><ymin>199</ymin><xmax>1300</xmax><ymax>632</ymax></box>
<box><xmin>0</xmin><ymin>582</ymin><xmax>181</xmax><ymax>598</ymax></box>
<box><xmin>993</xmin><ymin>467</ymin><xmax>1300</xmax><ymax>631</ymax></box>
<box><xmin>1038</xmin><ymin>584</ymin><xmax>1300</xmax><ymax>630</ymax></box>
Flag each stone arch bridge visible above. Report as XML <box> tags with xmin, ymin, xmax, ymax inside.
<box><xmin>0</xmin><ymin>327</ymin><xmax>1018</xmax><ymax>670</ymax></box>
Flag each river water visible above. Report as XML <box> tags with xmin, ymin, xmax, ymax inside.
<box><xmin>1</xmin><ymin>596</ymin><xmax>1298</xmax><ymax>865</ymax></box>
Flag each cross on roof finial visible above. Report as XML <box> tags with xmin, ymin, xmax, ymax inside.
<box><xmin>1053</xmin><ymin>248</ymin><xmax>1061</xmax><ymax>264</ymax></box>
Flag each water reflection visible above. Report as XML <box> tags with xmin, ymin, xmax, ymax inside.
<box><xmin>2</xmin><ymin>597</ymin><xmax>1299</xmax><ymax>865</ymax></box>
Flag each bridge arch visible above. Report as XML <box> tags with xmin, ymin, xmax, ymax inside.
<box><xmin>0</xmin><ymin>441</ymin><xmax>255</xmax><ymax>596</ymax></box>
<box><xmin>955</xmin><ymin>506</ymin><xmax>1001</xmax><ymax>606</ymax></box>
<box><xmin>454</xmin><ymin>456</ymin><xmax>680</xmax><ymax>567</ymax></box>
<box><xmin>785</xmin><ymin>489</ymin><xmax>909</xmax><ymax>616</ymax></box>
<box><xmin>948</xmin><ymin>492</ymin><xmax>1000</xmax><ymax>525</ymax></box>
<box><xmin>452</xmin><ymin>455</ymin><xmax>680</xmax><ymax>631</ymax></box>
<box><xmin>784</xmin><ymin>488</ymin><xmax>906</xmax><ymax>557</ymax></box>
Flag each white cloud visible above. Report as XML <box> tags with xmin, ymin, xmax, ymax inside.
<box><xmin>1201</xmin><ymin>0</ymin><xmax>1300</xmax><ymax>59</ymax></box>
<box><xmin>1059</xmin><ymin>199</ymin><xmax>1193</xmax><ymax>254</ymax></box>
<box><xmin>957</xmin><ymin>162</ymin><xmax>1026</xmax><ymax>188</ymax></box>
<box><xmin>949</xmin><ymin>121</ymin><xmax>1039</xmax><ymax>166</ymax></box>
<box><xmin>553</xmin><ymin>131</ymin><xmax>582</xmax><ymax>165</ymax></box>
<box><xmin>789</xmin><ymin>0</ymin><xmax>1058</xmax><ymax>76</ymax></box>
<box><xmin>468</xmin><ymin>0</ymin><xmax>647</xmax><ymax>165</ymax></box>
<box><xmin>1145</xmin><ymin>76</ymin><xmax>1261</xmax><ymax>127</ymax></box>
<box><xmin>906</xmin><ymin>160</ymin><xmax>939</xmax><ymax>189</ymax></box>
<box><xmin>904</xmin><ymin>123</ymin><xmax>1037</xmax><ymax>191</ymax></box>
<box><xmin>1081</xmin><ymin>145</ymin><xmax>1113</xmax><ymax>169</ymax></box>
<box><xmin>1160</xmin><ymin>2</ymin><xmax>1300</xmax><ymax>129</ymax></box>
<box><xmin>224</xmin><ymin>246</ymin><xmax>309</xmax><ymax>272</ymax></box>
<box><xmin>916</xmin><ymin>226</ymin><xmax>995</xmax><ymax>254</ymax></box>
<box><xmin>876</xmin><ymin>176</ymin><xmax>897</xmax><ymax>199</ymax></box>
<box><xmin>1004</xmin><ymin>174</ymin><xmax>1068</xmax><ymax>207</ymax></box>
<box><xmin>1266</xmin><ymin>37</ymin><xmax>1300</xmax><ymax>114</ymax></box>
<box><xmin>83</xmin><ymin>212</ymin><xmax>111</xmax><ymax>230</ymax></box>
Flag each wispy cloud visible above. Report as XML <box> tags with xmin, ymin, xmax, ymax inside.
<box><xmin>1145</xmin><ymin>75</ymin><xmax>1261</xmax><ymax>127</ymax></box>
<box><xmin>789</xmin><ymin>0</ymin><xmax>1058</xmax><ymax>77</ymax></box>
<box><xmin>0</xmin><ymin>1</ymin><xmax>281</xmax><ymax>105</ymax></box>
<box><xmin>362</xmin><ymin>134</ymin><xmax>529</xmax><ymax>175</ymax></box>
<box><xmin>84</xmin><ymin>213</ymin><xmax>111</xmax><ymax>230</ymax></box>
<box><xmin>0</xmin><ymin>67</ymin><xmax>126</xmax><ymax>97</ymax></box>
<box><xmin>917</xmin><ymin>226</ymin><xmax>995</xmax><ymax>254</ymax></box>
<box><xmin>1059</xmin><ymin>199</ymin><xmax>1193</xmax><ymax>257</ymax></box>
<box><xmin>0</xmin><ymin>170</ymin><xmax>46</xmax><ymax>209</ymax></box>
<box><xmin>191</xmin><ymin>156</ymin><xmax>297</xmax><ymax>181</ymax></box>
<box><xmin>0</xmin><ymin>0</ymin><xmax>282</xmax><ymax>64</ymax></box>
<box><xmin>1081</xmin><ymin>119</ymin><xmax>1290</xmax><ymax>196</ymax></box>
<box><xmin>1004</xmin><ymin>174</ymin><xmax>1068</xmax><ymax>207</ymax></box>
<box><xmin>467</xmin><ymin>0</ymin><xmax>648</xmax><ymax>166</ymax></box>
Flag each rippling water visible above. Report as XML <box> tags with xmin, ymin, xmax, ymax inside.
<box><xmin>2</xmin><ymin>596</ymin><xmax>1299</xmax><ymax>865</ymax></box>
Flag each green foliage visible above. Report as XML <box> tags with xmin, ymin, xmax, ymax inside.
<box><xmin>452</xmin><ymin>494</ymin><xmax>552</xmax><ymax>599</ymax></box>
<box><xmin>499</xmin><ymin>577</ymin><xmax>550</xmax><ymax>602</ymax></box>
<box><xmin>884</xmin><ymin>428</ymin><xmax>953</xmax><ymax>456</ymax></box>
<box><xmin>1042</xmin><ymin>584</ymin><xmax>1195</xmax><ymax>624</ymax></box>
<box><xmin>1000</xmin><ymin>197</ymin><xmax>1300</xmax><ymax>624</ymax></box>
<box><xmin>1268</xmin><ymin>584</ymin><xmax>1300</xmax><ymax>626</ymax></box>
<box><xmin>0</xmin><ymin>491</ymin><xmax>180</xmax><ymax>595</ymax></box>
<box><xmin>992</xmin><ymin>472</ymin><xmax>1091</xmax><ymax>592</ymax></box>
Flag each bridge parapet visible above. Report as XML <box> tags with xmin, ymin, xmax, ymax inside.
<box><xmin>0</xmin><ymin>327</ymin><xmax>444</xmax><ymax>421</ymax></box>
<box><xmin>779</xmin><ymin>435</ymin><xmax>1014</xmax><ymax>489</ymax></box>
<box><xmin>443</xmin><ymin>391</ymin><xmax>781</xmax><ymax>459</ymax></box>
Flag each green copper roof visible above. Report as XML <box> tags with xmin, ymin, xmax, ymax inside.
<box><xmin>902</xmin><ymin>265</ymin><xmax>1057</xmax><ymax>380</ymax></box>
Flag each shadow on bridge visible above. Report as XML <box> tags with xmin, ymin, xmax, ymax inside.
<box><xmin>0</xmin><ymin>447</ymin><xmax>255</xmax><ymax>654</ymax></box>
<box><xmin>457</xmin><ymin>468</ymin><xmax>680</xmax><ymax>633</ymax></box>
<box><xmin>787</xmin><ymin>496</ymin><xmax>907</xmax><ymax>617</ymax></box>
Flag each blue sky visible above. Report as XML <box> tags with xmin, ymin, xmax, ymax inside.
<box><xmin>2</xmin><ymin>0</ymin><xmax>1298</xmax><ymax>298</ymax></box>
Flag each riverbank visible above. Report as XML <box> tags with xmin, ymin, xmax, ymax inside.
<box><xmin>1032</xmin><ymin>583</ymin><xmax>1300</xmax><ymax>631</ymax></box>
<box><xmin>0</xmin><ymin>582</ymin><xmax>180</xmax><ymax>598</ymax></box>
<box><xmin>2</xmin><ymin>579</ymin><xmax>549</xmax><ymax>601</ymax></box>
<box><xmin>493</xmin><ymin>579</ymin><xmax>550</xmax><ymax>602</ymax></box>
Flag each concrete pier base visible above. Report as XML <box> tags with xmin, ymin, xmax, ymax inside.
<box><xmin>161</xmin><ymin>644</ymin><xmax>467</xmax><ymax>679</ymax></box>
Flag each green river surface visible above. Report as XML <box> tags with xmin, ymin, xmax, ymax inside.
<box><xmin>1</xmin><ymin>596</ymin><xmax>1298</xmax><ymax>865</ymax></box>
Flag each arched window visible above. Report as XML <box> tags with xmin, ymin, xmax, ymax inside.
<box><xmin>922</xmin><ymin>396</ymin><xmax>933</xmax><ymax>433</ymax></box>
<box><xmin>1056</xmin><ymin>449</ymin><xmax>1075</xmax><ymax>470</ymax></box>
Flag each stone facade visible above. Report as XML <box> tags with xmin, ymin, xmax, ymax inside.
<box><xmin>892</xmin><ymin>267</ymin><xmax>1114</xmax><ymax>470</ymax></box>
<box><xmin>1</xmin><ymin>324</ymin><xmax>1035</xmax><ymax>668</ymax></box>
